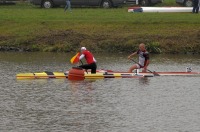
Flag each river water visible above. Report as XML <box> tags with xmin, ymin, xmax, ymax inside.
<box><xmin>0</xmin><ymin>52</ymin><xmax>200</xmax><ymax>132</ymax></box>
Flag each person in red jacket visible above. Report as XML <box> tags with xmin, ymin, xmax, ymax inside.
<box><xmin>79</xmin><ymin>47</ymin><xmax>97</xmax><ymax>74</ymax></box>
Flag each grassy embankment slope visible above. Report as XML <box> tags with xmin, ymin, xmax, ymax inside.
<box><xmin>0</xmin><ymin>1</ymin><xmax>200</xmax><ymax>53</ymax></box>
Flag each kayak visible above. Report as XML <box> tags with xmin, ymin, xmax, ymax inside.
<box><xmin>128</xmin><ymin>7</ymin><xmax>196</xmax><ymax>13</ymax></box>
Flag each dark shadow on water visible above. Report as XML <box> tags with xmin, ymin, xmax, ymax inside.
<box><xmin>139</xmin><ymin>77</ymin><xmax>150</xmax><ymax>85</ymax></box>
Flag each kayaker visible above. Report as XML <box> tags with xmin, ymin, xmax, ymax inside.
<box><xmin>128</xmin><ymin>43</ymin><xmax>149</xmax><ymax>73</ymax></box>
<box><xmin>79</xmin><ymin>47</ymin><xmax>97</xmax><ymax>74</ymax></box>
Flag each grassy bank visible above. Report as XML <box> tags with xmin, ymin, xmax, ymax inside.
<box><xmin>0</xmin><ymin>2</ymin><xmax>200</xmax><ymax>53</ymax></box>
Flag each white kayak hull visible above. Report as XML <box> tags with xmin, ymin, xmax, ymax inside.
<box><xmin>128</xmin><ymin>7</ymin><xmax>197</xmax><ymax>13</ymax></box>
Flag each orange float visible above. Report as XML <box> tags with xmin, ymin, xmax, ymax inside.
<box><xmin>68</xmin><ymin>67</ymin><xmax>85</xmax><ymax>81</ymax></box>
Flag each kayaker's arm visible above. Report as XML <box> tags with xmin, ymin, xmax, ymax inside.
<box><xmin>78</xmin><ymin>54</ymin><xmax>85</xmax><ymax>65</ymax></box>
<box><xmin>79</xmin><ymin>54</ymin><xmax>85</xmax><ymax>60</ymax></box>
<box><xmin>128</xmin><ymin>52</ymin><xmax>137</xmax><ymax>59</ymax></box>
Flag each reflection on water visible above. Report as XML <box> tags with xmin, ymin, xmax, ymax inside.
<box><xmin>139</xmin><ymin>77</ymin><xmax>150</xmax><ymax>85</ymax></box>
<box><xmin>1</xmin><ymin>52</ymin><xmax>200</xmax><ymax>132</ymax></box>
<box><xmin>68</xmin><ymin>80</ymin><xmax>95</xmax><ymax>104</ymax></box>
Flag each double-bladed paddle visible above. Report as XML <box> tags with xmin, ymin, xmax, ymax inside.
<box><xmin>70</xmin><ymin>52</ymin><xmax>83</xmax><ymax>65</ymax></box>
<box><xmin>130</xmin><ymin>59</ymin><xmax>160</xmax><ymax>76</ymax></box>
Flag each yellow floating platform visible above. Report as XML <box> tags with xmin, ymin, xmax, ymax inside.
<box><xmin>16</xmin><ymin>71</ymin><xmax>145</xmax><ymax>79</ymax></box>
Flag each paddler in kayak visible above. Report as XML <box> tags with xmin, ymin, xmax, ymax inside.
<box><xmin>128</xmin><ymin>43</ymin><xmax>149</xmax><ymax>73</ymax></box>
<box><xmin>79</xmin><ymin>47</ymin><xmax>97</xmax><ymax>74</ymax></box>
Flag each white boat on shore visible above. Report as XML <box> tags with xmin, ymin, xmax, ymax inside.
<box><xmin>128</xmin><ymin>7</ymin><xmax>197</xmax><ymax>13</ymax></box>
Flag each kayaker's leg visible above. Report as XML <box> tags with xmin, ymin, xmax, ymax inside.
<box><xmin>79</xmin><ymin>64</ymin><xmax>90</xmax><ymax>70</ymax></box>
<box><xmin>91</xmin><ymin>63</ymin><xmax>97</xmax><ymax>74</ymax></box>
<box><xmin>128</xmin><ymin>64</ymin><xmax>138</xmax><ymax>73</ymax></box>
<box><xmin>79</xmin><ymin>63</ymin><xmax>97</xmax><ymax>74</ymax></box>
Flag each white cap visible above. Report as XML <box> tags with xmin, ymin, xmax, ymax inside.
<box><xmin>81</xmin><ymin>47</ymin><xmax>86</xmax><ymax>50</ymax></box>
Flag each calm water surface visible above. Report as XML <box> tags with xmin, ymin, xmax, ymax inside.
<box><xmin>0</xmin><ymin>52</ymin><xmax>200</xmax><ymax>132</ymax></box>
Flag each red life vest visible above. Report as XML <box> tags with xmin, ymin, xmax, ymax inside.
<box><xmin>82</xmin><ymin>50</ymin><xmax>95</xmax><ymax>64</ymax></box>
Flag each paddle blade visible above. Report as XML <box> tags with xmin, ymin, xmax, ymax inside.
<box><xmin>70</xmin><ymin>52</ymin><xmax>80</xmax><ymax>64</ymax></box>
<box><xmin>153</xmin><ymin>71</ymin><xmax>160</xmax><ymax>76</ymax></box>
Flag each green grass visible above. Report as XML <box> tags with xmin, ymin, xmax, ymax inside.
<box><xmin>156</xmin><ymin>0</ymin><xmax>178</xmax><ymax>6</ymax></box>
<box><xmin>0</xmin><ymin>2</ymin><xmax>200</xmax><ymax>53</ymax></box>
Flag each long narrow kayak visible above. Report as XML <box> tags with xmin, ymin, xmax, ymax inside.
<box><xmin>16</xmin><ymin>70</ymin><xmax>200</xmax><ymax>79</ymax></box>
